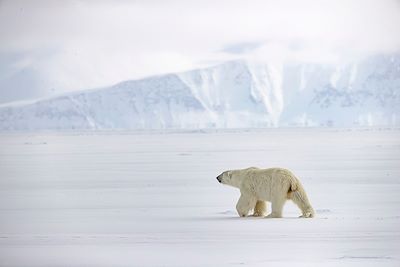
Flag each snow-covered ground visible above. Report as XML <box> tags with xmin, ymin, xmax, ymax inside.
<box><xmin>0</xmin><ymin>128</ymin><xmax>399</xmax><ymax>266</ymax></box>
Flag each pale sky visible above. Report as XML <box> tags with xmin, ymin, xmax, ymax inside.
<box><xmin>0</xmin><ymin>0</ymin><xmax>399</xmax><ymax>103</ymax></box>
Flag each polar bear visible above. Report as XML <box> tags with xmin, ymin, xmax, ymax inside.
<box><xmin>216</xmin><ymin>167</ymin><xmax>314</xmax><ymax>218</ymax></box>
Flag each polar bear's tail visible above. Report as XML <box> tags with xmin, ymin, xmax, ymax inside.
<box><xmin>288</xmin><ymin>179</ymin><xmax>315</xmax><ymax>218</ymax></box>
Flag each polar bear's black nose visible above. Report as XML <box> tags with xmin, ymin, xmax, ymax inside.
<box><xmin>216</xmin><ymin>175</ymin><xmax>222</xmax><ymax>183</ymax></box>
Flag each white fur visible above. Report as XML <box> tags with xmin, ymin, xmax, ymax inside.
<box><xmin>217</xmin><ymin>167</ymin><xmax>315</xmax><ymax>218</ymax></box>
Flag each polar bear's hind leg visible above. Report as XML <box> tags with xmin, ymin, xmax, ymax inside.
<box><xmin>288</xmin><ymin>187</ymin><xmax>315</xmax><ymax>218</ymax></box>
<box><xmin>253</xmin><ymin>200</ymin><xmax>267</xmax><ymax>217</ymax></box>
<box><xmin>266</xmin><ymin>196</ymin><xmax>286</xmax><ymax>218</ymax></box>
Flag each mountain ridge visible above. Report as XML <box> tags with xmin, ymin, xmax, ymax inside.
<box><xmin>0</xmin><ymin>55</ymin><xmax>399</xmax><ymax>130</ymax></box>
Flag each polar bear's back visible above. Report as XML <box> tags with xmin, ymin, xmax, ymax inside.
<box><xmin>239</xmin><ymin>167</ymin><xmax>299</xmax><ymax>201</ymax></box>
<box><xmin>245</xmin><ymin>167</ymin><xmax>298</xmax><ymax>181</ymax></box>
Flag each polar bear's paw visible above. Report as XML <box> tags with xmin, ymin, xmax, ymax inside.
<box><xmin>251</xmin><ymin>211</ymin><xmax>266</xmax><ymax>217</ymax></box>
<box><xmin>266</xmin><ymin>213</ymin><xmax>282</xmax><ymax>218</ymax></box>
<box><xmin>299</xmin><ymin>210</ymin><xmax>314</xmax><ymax>218</ymax></box>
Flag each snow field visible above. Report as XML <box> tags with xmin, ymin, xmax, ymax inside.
<box><xmin>0</xmin><ymin>128</ymin><xmax>399</xmax><ymax>266</ymax></box>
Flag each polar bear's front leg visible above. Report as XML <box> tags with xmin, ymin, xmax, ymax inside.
<box><xmin>253</xmin><ymin>200</ymin><xmax>267</xmax><ymax>217</ymax></box>
<box><xmin>236</xmin><ymin>194</ymin><xmax>256</xmax><ymax>217</ymax></box>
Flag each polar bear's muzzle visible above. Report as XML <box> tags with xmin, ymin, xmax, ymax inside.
<box><xmin>216</xmin><ymin>175</ymin><xmax>222</xmax><ymax>183</ymax></box>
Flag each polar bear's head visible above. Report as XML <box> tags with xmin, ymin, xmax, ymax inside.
<box><xmin>216</xmin><ymin>170</ymin><xmax>241</xmax><ymax>188</ymax></box>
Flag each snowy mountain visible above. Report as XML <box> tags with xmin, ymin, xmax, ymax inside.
<box><xmin>0</xmin><ymin>54</ymin><xmax>399</xmax><ymax>130</ymax></box>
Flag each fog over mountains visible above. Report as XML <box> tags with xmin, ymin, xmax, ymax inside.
<box><xmin>0</xmin><ymin>54</ymin><xmax>399</xmax><ymax>130</ymax></box>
